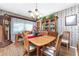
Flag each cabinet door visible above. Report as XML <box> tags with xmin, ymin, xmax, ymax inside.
<box><xmin>0</xmin><ymin>25</ymin><xmax>3</xmax><ymax>42</ymax></box>
<box><xmin>0</xmin><ymin>16</ymin><xmax>3</xmax><ymax>25</ymax></box>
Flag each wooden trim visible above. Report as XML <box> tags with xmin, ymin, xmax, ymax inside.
<box><xmin>77</xmin><ymin>41</ymin><xmax>79</xmax><ymax>56</ymax></box>
<box><xmin>4</xmin><ymin>14</ymin><xmax>36</xmax><ymax>22</ymax></box>
<box><xmin>9</xmin><ymin>17</ymin><xmax>11</xmax><ymax>40</ymax></box>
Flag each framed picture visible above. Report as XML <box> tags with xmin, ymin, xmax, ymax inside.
<box><xmin>65</xmin><ymin>14</ymin><xmax>77</xmax><ymax>26</ymax></box>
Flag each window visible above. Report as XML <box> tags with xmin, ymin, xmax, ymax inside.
<box><xmin>13</xmin><ymin>23</ymin><xmax>24</xmax><ymax>33</ymax></box>
<box><xmin>13</xmin><ymin>22</ymin><xmax>34</xmax><ymax>34</ymax></box>
<box><xmin>24</xmin><ymin>23</ymin><xmax>33</xmax><ymax>31</ymax></box>
<box><xmin>12</xmin><ymin>17</ymin><xmax>34</xmax><ymax>34</ymax></box>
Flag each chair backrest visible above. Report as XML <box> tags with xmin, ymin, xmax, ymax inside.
<box><xmin>48</xmin><ymin>31</ymin><xmax>58</xmax><ymax>37</ymax></box>
<box><xmin>22</xmin><ymin>32</ymin><xmax>29</xmax><ymax>52</ymax></box>
<box><xmin>55</xmin><ymin>34</ymin><xmax>63</xmax><ymax>55</ymax></box>
<box><xmin>40</xmin><ymin>31</ymin><xmax>48</xmax><ymax>35</ymax></box>
<box><xmin>22</xmin><ymin>31</ymin><xmax>29</xmax><ymax>36</ymax></box>
<box><xmin>62</xmin><ymin>31</ymin><xmax>70</xmax><ymax>40</ymax></box>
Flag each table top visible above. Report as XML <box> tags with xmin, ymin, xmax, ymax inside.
<box><xmin>28</xmin><ymin>35</ymin><xmax>56</xmax><ymax>46</ymax></box>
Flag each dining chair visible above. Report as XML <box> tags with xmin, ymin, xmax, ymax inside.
<box><xmin>61</xmin><ymin>31</ymin><xmax>70</xmax><ymax>51</ymax></box>
<box><xmin>15</xmin><ymin>33</ymin><xmax>24</xmax><ymax>47</ymax></box>
<box><xmin>48</xmin><ymin>31</ymin><xmax>58</xmax><ymax>46</ymax></box>
<box><xmin>48</xmin><ymin>31</ymin><xmax>58</xmax><ymax>37</ymax></box>
<box><xmin>41</xmin><ymin>34</ymin><xmax>63</xmax><ymax>56</ymax></box>
<box><xmin>23</xmin><ymin>32</ymin><xmax>36</xmax><ymax>56</ymax></box>
<box><xmin>39</xmin><ymin>31</ymin><xmax>48</xmax><ymax>35</ymax></box>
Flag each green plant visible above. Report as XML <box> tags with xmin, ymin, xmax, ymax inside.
<box><xmin>48</xmin><ymin>14</ymin><xmax>54</xmax><ymax>20</ymax></box>
<box><xmin>43</xmin><ymin>16</ymin><xmax>46</xmax><ymax>20</ymax></box>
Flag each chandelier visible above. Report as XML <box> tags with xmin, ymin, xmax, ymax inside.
<box><xmin>28</xmin><ymin>2</ymin><xmax>40</xmax><ymax>20</ymax></box>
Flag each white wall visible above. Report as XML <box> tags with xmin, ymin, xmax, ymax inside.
<box><xmin>54</xmin><ymin>4</ymin><xmax>79</xmax><ymax>47</ymax></box>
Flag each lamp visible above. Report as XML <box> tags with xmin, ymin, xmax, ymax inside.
<box><xmin>28</xmin><ymin>2</ymin><xmax>40</xmax><ymax>20</ymax></box>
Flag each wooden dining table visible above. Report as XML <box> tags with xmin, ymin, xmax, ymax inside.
<box><xmin>28</xmin><ymin>35</ymin><xmax>56</xmax><ymax>56</ymax></box>
<box><xmin>15</xmin><ymin>34</ymin><xmax>56</xmax><ymax>56</ymax></box>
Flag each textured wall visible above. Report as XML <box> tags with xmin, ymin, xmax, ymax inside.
<box><xmin>54</xmin><ymin>4</ymin><xmax>79</xmax><ymax>47</ymax></box>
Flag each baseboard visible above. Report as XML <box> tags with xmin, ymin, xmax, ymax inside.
<box><xmin>75</xmin><ymin>48</ymin><xmax>78</xmax><ymax>56</ymax></box>
<box><xmin>70</xmin><ymin>46</ymin><xmax>76</xmax><ymax>49</ymax></box>
<box><xmin>70</xmin><ymin>46</ymin><xmax>78</xmax><ymax>56</ymax></box>
<box><xmin>12</xmin><ymin>41</ymin><xmax>15</xmax><ymax>43</ymax></box>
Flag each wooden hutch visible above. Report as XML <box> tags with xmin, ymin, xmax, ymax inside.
<box><xmin>36</xmin><ymin>16</ymin><xmax>58</xmax><ymax>36</ymax></box>
<box><xmin>0</xmin><ymin>14</ymin><xmax>12</xmax><ymax>48</ymax></box>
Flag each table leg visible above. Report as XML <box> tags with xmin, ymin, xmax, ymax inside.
<box><xmin>36</xmin><ymin>46</ymin><xmax>40</xmax><ymax>56</ymax></box>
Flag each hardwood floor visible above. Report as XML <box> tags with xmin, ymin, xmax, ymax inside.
<box><xmin>0</xmin><ymin>42</ymin><xmax>24</xmax><ymax>56</ymax></box>
<box><xmin>0</xmin><ymin>40</ymin><xmax>12</xmax><ymax>48</ymax></box>
<box><xmin>59</xmin><ymin>46</ymin><xmax>76</xmax><ymax>56</ymax></box>
<box><xmin>0</xmin><ymin>42</ymin><xmax>76</xmax><ymax>56</ymax></box>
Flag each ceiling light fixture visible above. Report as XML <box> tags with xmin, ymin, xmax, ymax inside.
<box><xmin>28</xmin><ymin>0</ymin><xmax>40</xmax><ymax>20</ymax></box>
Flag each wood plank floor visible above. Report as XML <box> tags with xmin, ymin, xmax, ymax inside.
<box><xmin>0</xmin><ymin>43</ymin><xmax>24</xmax><ymax>56</ymax></box>
<box><xmin>0</xmin><ymin>42</ymin><xmax>76</xmax><ymax>56</ymax></box>
<box><xmin>59</xmin><ymin>46</ymin><xmax>76</xmax><ymax>56</ymax></box>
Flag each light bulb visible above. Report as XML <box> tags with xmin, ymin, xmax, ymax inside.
<box><xmin>30</xmin><ymin>13</ymin><xmax>35</xmax><ymax>18</ymax></box>
<box><xmin>35</xmin><ymin>11</ymin><xmax>39</xmax><ymax>16</ymax></box>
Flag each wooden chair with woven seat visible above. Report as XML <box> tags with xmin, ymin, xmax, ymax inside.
<box><xmin>41</xmin><ymin>34</ymin><xmax>63</xmax><ymax>56</ymax></box>
<box><xmin>22</xmin><ymin>32</ymin><xmax>36</xmax><ymax>56</ymax></box>
<box><xmin>61</xmin><ymin>31</ymin><xmax>70</xmax><ymax>51</ymax></box>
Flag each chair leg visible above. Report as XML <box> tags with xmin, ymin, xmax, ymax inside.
<box><xmin>23</xmin><ymin>49</ymin><xmax>29</xmax><ymax>56</ymax></box>
<box><xmin>56</xmin><ymin>53</ymin><xmax>59</xmax><ymax>56</ymax></box>
<box><xmin>40</xmin><ymin>51</ymin><xmax>42</xmax><ymax>56</ymax></box>
<box><xmin>56</xmin><ymin>49</ymin><xmax>60</xmax><ymax>56</ymax></box>
<box><xmin>68</xmin><ymin>43</ymin><xmax>70</xmax><ymax>48</ymax></box>
<box><xmin>23</xmin><ymin>50</ymin><xmax>27</xmax><ymax>56</ymax></box>
<box><xmin>41</xmin><ymin>50</ymin><xmax>43</xmax><ymax>56</ymax></box>
<box><xmin>67</xmin><ymin>44</ymin><xmax>69</xmax><ymax>52</ymax></box>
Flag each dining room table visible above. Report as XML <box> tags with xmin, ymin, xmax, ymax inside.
<box><xmin>27</xmin><ymin>35</ymin><xmax>56</xmax><ymax>56</ymax></box>
<box><xmin>15</xmin><ymin>33</ymin><xmax>56</xmax><ymax>56</ymax></box>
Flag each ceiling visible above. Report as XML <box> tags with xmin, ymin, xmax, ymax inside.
<box><xmin>0</xmin><ymin>3</ymin><xmax>77</xmax><ymax>17</ymax></box>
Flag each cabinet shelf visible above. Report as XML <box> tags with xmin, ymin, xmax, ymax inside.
<box><xmin>42</xmin><ymin>16</ymin><xmax>58</xmax><ymax>32</ymax></box>
<box><xmin>36</xmin><ymin>16</ymin><xmax>58</xmax><ymax>32</ymax></box>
